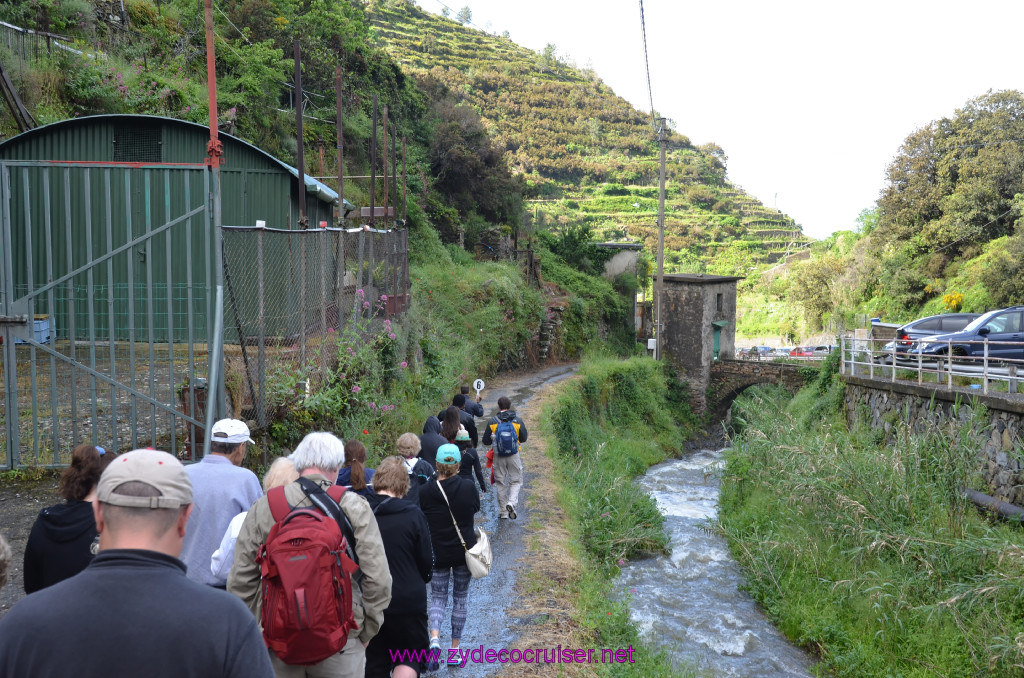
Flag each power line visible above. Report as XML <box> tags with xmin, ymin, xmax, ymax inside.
<box><xmin>934</xmin><ymin>206</ymin><xmax>1017</xmax><ymax>253</ymax></box>
<box><xmin>638</xmin><ymin>0</ymin><xmax>656</xmax><ymax>132</ymax></box>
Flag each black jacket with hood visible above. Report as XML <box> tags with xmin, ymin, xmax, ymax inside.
<box><xmin>365</xmin><ymin>493</ymin><xmax>433</xmax><ymax>614</ymax></box>
<box><xmin>23</xmin><ymin>500</ymin><xmax>98</xmax><ymax>593</ymax></box>
<box><xmin>419</xmin><ymin>416</ymin><xmax>445</xmax><ymax>469</ymax></box>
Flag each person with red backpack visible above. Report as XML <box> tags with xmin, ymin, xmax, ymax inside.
<box><xmin>228</xmin><ymin>432</ymin><xmax>392</xmax><ymax>677</ymax></box>
<box><xmin>482</xmin><ymin>397</ymin><xmax>528</xmax><ymax>520</ymax></box>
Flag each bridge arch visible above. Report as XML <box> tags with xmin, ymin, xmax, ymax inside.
<box><xmin>707</xmin><ymin>359</ymin><xmax>809</xmax><ymax>418</ymax></box>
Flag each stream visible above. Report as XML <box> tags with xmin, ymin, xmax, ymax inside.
<box><xmin>617</xmin><ymin>448</ymin><xmax>814</xmax><ymax>677</ymax></box>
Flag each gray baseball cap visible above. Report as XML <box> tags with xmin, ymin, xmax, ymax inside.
<box><xmin>97</xmin><ymin>449</ymin><xmax>193</xmax><ymax>509</ymax></box>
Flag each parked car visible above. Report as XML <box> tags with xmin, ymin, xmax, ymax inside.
<box><xmin>912</xmin><ymin>307</ymin><xmax>1024</xmax><ymax>361</ymax></box>
<box><xmin>886</xmin><ymin>313</ymin><xmax>980</xmax><ymax>353</ymax></box>
<box><xmin>789</xmin><ymin>346</ymin><xmax>813</xmax><ymax>357</ymax></box>
<box><xmin>811</xmin><ymin>345</ymin><xmax>833</xmax><ymax>357</ymax></box>
<box><xmin>874</xmin><ymin>313</ymin><xmax>981</xmax><ymax>364</ymax></box>
<box><xmin>774</xmin><ymin>347</ymin><xmax>795</xmax><ymax>357</ymax></box>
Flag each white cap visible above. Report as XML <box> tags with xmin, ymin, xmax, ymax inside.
<box><xmin>210</xmin><ymin>419</ymin><xmax>254</xmax><ymax>445</ymax></box>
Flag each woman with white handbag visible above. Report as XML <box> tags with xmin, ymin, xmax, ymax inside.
<box><xmin>418</xmin><ymin>443</ymin><xmax>488</xmax><ymax>669</ymax></box>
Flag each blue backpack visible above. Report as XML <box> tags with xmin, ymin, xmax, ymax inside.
<box><xmin>494</xmin><ymin>420</ymin><xmax>520</xmax><ymax>457</ymax></box>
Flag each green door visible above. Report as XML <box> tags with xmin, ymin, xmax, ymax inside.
<box><xmin>713</xmin><ymin>327</ymin><xmax>721</xmax><ymax>360</ymax></box>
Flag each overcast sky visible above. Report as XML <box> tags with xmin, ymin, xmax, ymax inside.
<box><xmin>415</xmin><ymin>0</ymin><xmax>1024</xmax><ymax>239</ymax></box>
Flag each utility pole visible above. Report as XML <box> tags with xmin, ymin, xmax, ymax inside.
<box><xmin>655</xmin><ymin>117</ymin><xmax>666</xmax><ymax>360</ymax></box>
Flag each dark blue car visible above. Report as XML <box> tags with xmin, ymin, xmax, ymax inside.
<box><xmin>914</xmin><ymin>306</ymin><xmax>1024</xmax><ymax>361</ymax></box>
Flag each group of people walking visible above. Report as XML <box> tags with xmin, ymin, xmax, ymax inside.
<box><xmin>0</xmin><ymin>387</ymin><xmax>528</xmax><ymax>678</ymax></box>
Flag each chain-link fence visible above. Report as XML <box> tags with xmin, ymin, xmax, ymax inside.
<box><xmin>221</xmin><ymin>225</ymin><xmax>409</xmax><ymax>427</ymax></box>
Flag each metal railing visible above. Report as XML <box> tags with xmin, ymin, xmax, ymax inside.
<box><xmin>840</xmin><ymin>334</ymin><xmax>1022</xmax><ymax>395</ymax></box>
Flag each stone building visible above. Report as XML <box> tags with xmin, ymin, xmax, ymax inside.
<box><xmin>658</xmin><ymin>273</ymin><xmax>742</xmax><ymax>410</ymax></box>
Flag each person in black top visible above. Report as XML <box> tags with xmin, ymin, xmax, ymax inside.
<box><xmin>0</xmin><ymin>449</ymin><xmax>274</xmax><ymax>678</ymax></box>
<box><xmin>419</xmin><ymin>444</ymin><xmax>480</xmax><ymax>667</ymax></box>
<box><xmin>419</xmin><ymin>416</ymin><xmax>445</xmax><ymax>470</ymax></box>
<box><xmin>438</xmin><ymin>395</ymin><xmax>478</xmax><ymax>447</ymax></box>
<box><xmin>365</xmin><ymin>457</ymin><xmax>434</xmax><ymax>678</ymax></box>
<box><xmin>23</xmin><ymin>444</ymin><xmax>111</xmax><ymax>593</ymax></box>
<box><xmin>397</xmin><ymin>432</ymin><xmax>435</xmax><ymax>505</ymax></box>
<box><xmin>454</xmin><ymin>429</ymin><xmax>487</xmax><ymax>493</ymax></box>
<box><xmin>460</xmin><ymin>385</ymin><xmax>484</xmax><ymax>418</ymax></box>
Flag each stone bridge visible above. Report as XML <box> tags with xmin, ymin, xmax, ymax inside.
<box><xmin>707</xmin><ymin>359</ymin><xmax>810</xmax><ymax>417</ymax></box>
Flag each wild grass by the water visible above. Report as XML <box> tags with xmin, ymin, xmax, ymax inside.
<box><xmin>719</xmin><ymin>377</ymin><xmax>1024</xmax><ymax>676</ymax></box>
<box><xmin>540</xmin><ymin>352</ymin><xmax>702</xmax><ymax>677</ymax></box>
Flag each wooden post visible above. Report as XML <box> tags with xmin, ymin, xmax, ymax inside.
<box><xmin>402</xmin><ymin>137</ymin><xmax>408</xmax><ymax>222</ymax></box>
<box><xmin>294</xmin><ymin>40</ymin><xmax>307</xmax><ymax>228</ymax></box>
<box><xmin>335</xmin><ymin>64</ymin><xmax>345</xmax><ymax>217</ymax></box>
<box><xmin>370</xmin><ymin>95</ymin><xmax>377</xmax><ymax>229</ymax></box>
<box><xmin>382</xmin><ymin>104</ymin><xmax>389</xmax><ymax>229</ymax></box>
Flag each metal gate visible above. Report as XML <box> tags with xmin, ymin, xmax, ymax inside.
<box><xmin>0</xmin><ymin>161</ymin><xmax>222</xmax><ymax>468</ymax></box>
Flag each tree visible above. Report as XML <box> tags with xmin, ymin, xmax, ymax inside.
<box><xmin>440</xmin><ymin>6</ymin><xmax>449</xmax><ymax>17</ymax></box>
<box><xmin>981</xmin><ymin>226</ymin><xmax>1024</xmax><ymax>307</ymax></box>
<box><xmin>535</xmin><ymin>43</ymin><xmax>557</xmax><ymax>72</ymax></box>
<box><xmin>455</xmin><ymin>6</ymin><xmax>471</xmax><ymax>24</ymax></box>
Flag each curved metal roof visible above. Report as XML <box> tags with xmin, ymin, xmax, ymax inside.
<box><xmin>0</xmin><ymin>114</ymin><xmax>346</xmax><ymax>206</ymax></box>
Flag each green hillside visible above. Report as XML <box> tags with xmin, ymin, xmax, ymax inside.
<box><xmin>366</xmin><ymin>1</ymin><xmax>812</xmax><ymax>276</ymax></box>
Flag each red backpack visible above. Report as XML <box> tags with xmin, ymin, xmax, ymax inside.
<box><xmin>256</xmin><ymin>481</ymin><xmax>360</xmax><ymax>665</ymax></box>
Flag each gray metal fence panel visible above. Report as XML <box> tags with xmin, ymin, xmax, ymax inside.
<box><xmin>0</xmin><ymin>161</ymin><xmax>217</xmax><ymax>468</ymax></box>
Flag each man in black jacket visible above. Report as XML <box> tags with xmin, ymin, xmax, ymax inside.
<box><xmin>0</xmin><ymin>449</ymin><xmax>273</xmax><ymax>678</ymax></box>
<box><xmin>460</xmin><ymin>385</ymin><xmax>484</xmax><ymax>418</ymax></box>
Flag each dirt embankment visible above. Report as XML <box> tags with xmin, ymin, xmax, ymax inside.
<box><xmin>0</xmin><ymin>473</ymin><xmax>61</xmax><ymax>618</ymax></box>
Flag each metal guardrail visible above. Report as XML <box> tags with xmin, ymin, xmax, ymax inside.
<box><xmin>839</xmin><ymin>334</ymin><xmax>1022</xmax><ymax>395</ymax></box>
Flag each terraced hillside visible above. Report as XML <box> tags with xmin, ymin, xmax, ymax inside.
<box><xmin>367</xmin><ymin>1</ymin><xmax>813</xmax><ymax>275</ymax></box>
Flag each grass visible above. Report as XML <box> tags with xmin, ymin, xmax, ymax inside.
<box><xmin>525</xmin><ymin>351</ymin><xmax>704</xmax><ymax>676</ymax></box>
<box><xmin>718</xmin><ymin>373</ymin><xmax>1024</xmax><ymax>676</ymax></box>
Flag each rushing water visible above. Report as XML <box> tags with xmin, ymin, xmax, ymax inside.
<box><xmin>617</xmin><ymin>449</ymin><xmax>814</xmax><ymax>677</ymax></box>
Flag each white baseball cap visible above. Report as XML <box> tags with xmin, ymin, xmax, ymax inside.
<box><xmin>210</xmin><ymin>419</ymin><xmax>254</xmax><ymax>444</ymax></box>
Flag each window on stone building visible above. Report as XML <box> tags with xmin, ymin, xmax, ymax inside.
<box><xmin>716</xmin><ymin>293</ymin><xmax>723</xmax><ymax>312</ymax></box>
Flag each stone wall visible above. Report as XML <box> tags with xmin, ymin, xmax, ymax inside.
<box><xmin>844</xmin><ymin>375</ymin><xmax>1024</xmax><ymax>504</ymax></box>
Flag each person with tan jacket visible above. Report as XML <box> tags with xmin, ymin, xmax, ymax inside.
<box><xmin>228</xmin><ymin>432</ymin><xmax>392</xmax><ymax>677</ymax></box>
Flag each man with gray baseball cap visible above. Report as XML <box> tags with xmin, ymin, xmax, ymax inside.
<box><xmin>0</xmin><ymin>449</ymin><xmax>274</xmax><ymax>678</ymax></box>
<box><xmin>180</xmin><ymin>418</ymin><xmax>262</xmax><ymax>586</ymax></box>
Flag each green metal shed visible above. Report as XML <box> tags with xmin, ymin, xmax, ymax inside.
<box><xmin>0</xmin><ymin>114</ymin><xmax>341</xmax><ymax>342</ymax></box>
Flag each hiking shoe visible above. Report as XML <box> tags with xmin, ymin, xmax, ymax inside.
<box><xmin>506</xmin><ymin>503</ymin><xmax>517</xmax><ymax>520</ymax></box>
<box><xmin>427</xmin><ymin>639</ymin><xmax>441</xmax><ymax>672</ymax></box>
<box><xmin>448</xmin><ymin>648</ymin><xmax>463</xmax><ymax>666</ymax></box>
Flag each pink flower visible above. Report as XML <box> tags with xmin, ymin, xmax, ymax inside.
<box><xmin>356</xmin><ymin>288</ymin><xmax>365</xmax><ymax>297</ymax></box>
<box><xmin>380</xmin><ymin>294</ymin><xmax>388</xmax><ymax>301</ymax></box>
<box><xmin>352</xmin><ymin>385</ymin><xmax>360</xmax><ymax>393</ymax></box>
<box><xmin>388</xmin><ymin>333</ymin><xmax>396</xmax><ymax>340</ymax></box>
<box><xmin>617</xmin><ymin>559</ymin><xmax>625</xmax><ymax>567</ymax></box>
<box><xmin>369</xmin><ymin>402</ymin><xmax>376</xmax><ymax>409</ymax></box>
<box><xmin>400</xmin><ymin>361</ymin><xmax>408</xmax><ymax>369</ymax></box>
<box><xmin>362</xmin><ymin>301</ymin><xmax>370</xmax><ymax>309</ymax></box>
<box><xmin>327</xmin><ymin>327</ymin><xmax>335</xmax><ymax>334</ymax></box>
